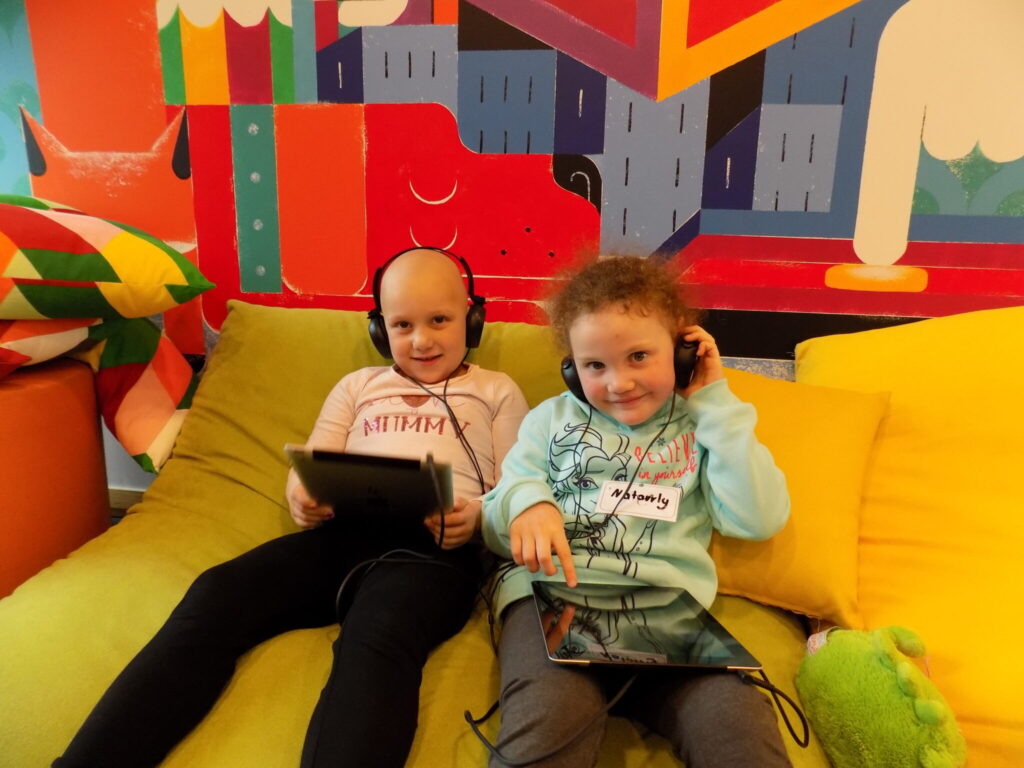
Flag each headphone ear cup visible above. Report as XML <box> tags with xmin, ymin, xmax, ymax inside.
<box><xmin>465</xmin><ymin>304</ymin><xmax>486</xmax><ymax>348</ymax></box>
<box><xmin>561</xmin><ymin>357</ymin><xmax>587</xmax><ymax>403</ymax></box>
<box><xmin>674</xmin><ymin>338</ymin><xmax>699</xmax><ymax>388</ymax></box>
<box><xmin>367</xmin><ymin>310</ymin><xmax>392</xmax><ymax>358</ymax></box>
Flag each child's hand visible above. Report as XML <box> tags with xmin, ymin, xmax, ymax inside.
<box><xmin>509</xmin><ymin>502</ymin><xmax>578</xmax><ymax>587</ymax></box>
<box><xmin>424</xmin><ymin>497</ymin><xmax>480</xmax><ymax>549</ymax></box>
<box><xmin>679</xmin><ymin>325</ymin><xmax>724</xmax><ymax>397</ymax></box>
<box><xmin>288</xmin><ymin>481</ymin><xmax>334</xmax><ymax>528</ymax></box>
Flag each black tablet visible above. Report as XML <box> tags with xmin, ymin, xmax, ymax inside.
<box><xmin>285</xmin><ymin>444</ymin><xmax>453</xmax><ymax>521</ymax></box>
<box><xmin>532</xmin><ymin>581</ymin><xmax>761</xmax><ymax>670</ymax></box>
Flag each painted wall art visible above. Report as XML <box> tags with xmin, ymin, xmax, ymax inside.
<box><xmin>2</xmin><ymin>0</ymin><xmax>1021</xmax><ymax>358</ymax></box>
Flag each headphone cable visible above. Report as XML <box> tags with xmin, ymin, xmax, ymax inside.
<box><xmin>464</xmin><ymin>673</ymin><xmax>638</xmax><ymax>767</ymax></box>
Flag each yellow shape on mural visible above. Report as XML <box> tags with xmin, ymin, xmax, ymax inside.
<box><xmin>180</xmin><ymin>10</ymin><xmax>230</xmax><ymax>105</ymax></box>
<box><xmin>825</xmin><ymin>264</ymin><xmax>928</xmax><ymax>293</ymax></box>
<box><xmin>657</xmin><ymin>0</ymin><xmax>863</xmax><ymax>101</ymax></box>
<box><xmin>339</xmin><ymin>0</ymin><xmax>409</xmax><ymax>27</ymax></box>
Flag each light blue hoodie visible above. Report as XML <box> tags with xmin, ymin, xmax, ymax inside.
<box><xmin>481</xmin><ymin>378</ymin><xmax>790</xmax><ymax>617</ymax></box>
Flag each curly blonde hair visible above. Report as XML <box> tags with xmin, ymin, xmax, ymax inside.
<box><xmin>547</xmin><ymin>255</ymin><xmax>695</xmax><ymax>352</ymax></box>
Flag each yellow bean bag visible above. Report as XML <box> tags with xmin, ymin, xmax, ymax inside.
<box><xmin>0</xmin><ymin>301</ymin><xmax>834</xmax><ymax>767</ymax></box>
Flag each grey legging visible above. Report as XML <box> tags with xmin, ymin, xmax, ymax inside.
<box><xmin>488</xmin><ymin>597</ymin><xmax>792</xmax><ymax>768</ymax></box>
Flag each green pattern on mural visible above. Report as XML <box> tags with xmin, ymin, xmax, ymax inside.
<box><xmin>0</xmin><ymin>1</ymin><xmax>22</xmax><ymax>40</ymax></box>
<box><xmin>911</xmin><ymin>187</ymin><xmax>939</xmax><ymax>215</ymax></box>
<box><xmin>944</xmin><ymin>144</ymin><xmax>1002</xmax><ymax>208</ymax></box>
<box><xmin>230</xmin><ymin>105</ymin><xmax>282</xmax><ymax>293</ymax></box>
<box><xmin>996</xmin><ymin>190</ymin><xmax>1024</xmax><ymax>217</ymax></box>
<box><xmin>269</xmin><ymin>10</ymin><xmax>294</xmax><ymax>105</ymax></box>
<box><xmin>159</xmin><ymin>9</ymin><xmax>186</xmax><ymax>105</ymax></box>
<box><xmin>913</xmin><ymin>142</ymin><xmax>1024</xmax><ymax>217</ymax></box>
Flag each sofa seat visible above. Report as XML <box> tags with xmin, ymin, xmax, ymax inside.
<box><xmin>0</xmin><ymin>303</ymin><xmax>828</xmax><ymax>767</ymax></box>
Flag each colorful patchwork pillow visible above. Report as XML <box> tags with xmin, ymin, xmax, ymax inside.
<box><xmin>0</xmin><ymin>317</ymin><xmax>99</xmax><ymax>379</ymax></box>
<box><xmin>0</xmin><ymin>194</ymin><xmax>213</xmax><ymax>321</ymax></box>
<box><xmin>70</xmin><ymin>317</ymin><xmax>198</xmax><ymax>472</ymax></box>
<box><xmin>0</xmin><ymin>194</ymin><xmax>211</xmax><ymax>471</ymax></box>
<box><xmin>1</xmin><ymin>315</ymin><xmax>198</xmax><ymax>471</ymax></box>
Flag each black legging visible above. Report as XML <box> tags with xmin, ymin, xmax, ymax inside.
<box><xmin>54</xmin><ymin>518</ymin><xmax>482</xmax><ymax>768</ymax></box>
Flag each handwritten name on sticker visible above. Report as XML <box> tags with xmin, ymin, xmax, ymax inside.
<box><xmin>597</xmin><ymin>481</ymin><xmax>681</xmax><ymax>522</ymax></box>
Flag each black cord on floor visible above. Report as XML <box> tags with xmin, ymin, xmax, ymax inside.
<box><xmin>740</xmin><ymin>669</ymin><xmax>810</xmax><ymax>748</ymax></box>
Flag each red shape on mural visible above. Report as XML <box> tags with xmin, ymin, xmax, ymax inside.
<box><xmin>364</xmin><ymin>103</ymin><xmax>600</xmax><ymax>305</ymax></box>
<box><xmin>276</xmin><ymin>104</ymin><xmax>368</xmax><ymax>296</ymax></box>
<box><xmin>24</xmin><ymin>0</ymin><xmax>166</xmax><ymax>151</ymax></box>
<box><xmin>539</xmin><ymin>0</ymin><xmax>637</xmax><ymax>46</ymax></box>
<box><xmin>22</xmin><ymin>107</ymin><xmax>205</xmax><ymax>353</ymax></box>
<box><xmin>23</xmin><ymin>110</ymin><xmax>195</xmax><ymax>249</ymax></box>
<box><xmin>225</xmin><ymin>11</ymin><xmax>274</xmax><ymax>104</ymax></box>
<box><xmin>315</xmin><ymin>0</ymin><xmax>339</xmax><ymax>51</ymax></box>
<box><xmin>687</xmin><ymin>0</ymin><xmax>781</xmax><ymax>47</ymax></box>
<box><xmin>671</xmin><ymin>234</ymin><xmax>1024</xmax><ymax>318</ymax></box>
<box><xmin>187</xmin><ymin>106</ymin><xmax>241</xmax><ymax>331</ymax></box>
<box><xmin>188</xmin><ymin>103</ymin><xmax>598</xmax><ymax>327</ymax></box>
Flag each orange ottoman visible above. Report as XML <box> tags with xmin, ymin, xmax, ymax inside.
<box><xmin>0</xmin><ymin>359</ymin><xmax>109</xmax><ymax>598</ymax></box>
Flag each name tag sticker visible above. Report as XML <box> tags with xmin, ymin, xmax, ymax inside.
<box><xmin>597</xmin><ymin>481</ymin><xmax>681</xmax><ymax>522</ymax></box>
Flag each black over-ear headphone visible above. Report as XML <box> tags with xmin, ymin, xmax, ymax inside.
<box><xmin>367</xmin><ymin>247</ymin><xmax>487</xmax><ymax>359</ymax></box>
<box><xmin>560</xmin><ymin>337</ymin><xmax>699</xmax><ymax>404</ymax></box>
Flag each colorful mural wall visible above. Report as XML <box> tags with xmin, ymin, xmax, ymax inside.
<box><xmin>2</xmin><ymin>0</ymin><xmax>1022</xmax><ymax>359</ymax></box>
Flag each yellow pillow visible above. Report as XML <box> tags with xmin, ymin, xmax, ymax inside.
<box><xmin>709</xmin><ymin>368</ymin><xmax>888</xmax><ymax>629</ymax></box>
<box><xmin>795</xmin><ymin>306</ymin><xmax>1024</xmax><ymax>767</ymax></box>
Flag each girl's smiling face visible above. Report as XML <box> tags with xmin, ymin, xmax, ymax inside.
<box><xmin>568</xmin><ymin>302</ymin><xmax>678</xmax><ymax>426</ymax></box>
<box><xmin>380</xmin><ymin>251</ymin><xmax>469</xmax><ymax>384</ymax></box>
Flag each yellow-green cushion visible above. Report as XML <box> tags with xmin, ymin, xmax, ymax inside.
<box><xmin>796</xmin><ymin>306</ymin><xmax>1024</xmax><ymax>768</ymax></box>
<box><xmin>711</xmin><ymin>369</ymin><xmax>889</xmax><ymax>629</ymax></box>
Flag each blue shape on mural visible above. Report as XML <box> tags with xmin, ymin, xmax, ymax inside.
<box><xmin>653</xmin><ymin>210</ymin><xmax>701</xmax><ymax>259</ymax></box>
<box><xmin>457</xmin><ymin>50</ymin><xmax>556</xmax><ymax>154</ymax></box>
<box><xmin>752</xmin><ymin>104</ymin><xmax>842</xmax><ymax>212</ymax></box>
<box><xmin>762</xmin><ymin>8</ymin><xmax>866</xmax><ymax>106</ymax></box>
<box><xmin>702</xmin><ymin>0</ymin><xmax>902</xmax><ymax>238</ymax></box>
<box><xmin>702</xmin><ymin>108</ymin><xmax>760</xmax><ymax>210</ymax></box>
<box><xmin>0</xmin><ymin>1</ymin><xmax>39</xmax><ymax>195</ymax></box>
<box><xmin>317</xmin><ymin>29</ymin><xmax>364</xmax><ymax>104</ymax></box>
<box><xmin>591</xmin><ymin>78</ymin><xmax>709</xmax><ymax>255</ymax></box>
<box><xmin>291</xmin><ymin>0</ymin><xmax>318</xmax><ymax>103</ymax></box>
<box><xmin>362</xmin><ymin>25</ymin><xmax>457</xmax><ymax>114</ymax></box>
<box><xmin>553</xmin><ymin>52</ymin><xmax>606</xmax><ymax>155</ymax></box>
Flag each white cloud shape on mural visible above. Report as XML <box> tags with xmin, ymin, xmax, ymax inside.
<box><xmin>156</xmin><ymin>0</ymin><xmax>293</xmax><ymax>29</ymax></box>
<box><xmin>854</xmin><ymin>0</ymin><xmax>1024</xmax><ymax>266</ymax></box>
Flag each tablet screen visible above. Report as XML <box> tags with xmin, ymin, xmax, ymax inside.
<box><xmin>532</xmin><ymin>581</ymin><xmax>761</xmax><ymax>670</ymax></box>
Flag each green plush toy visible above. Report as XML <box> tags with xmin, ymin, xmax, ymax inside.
<box><xmin>795</xmin><ymin>626</ymin><xmax>967</xmax><ymax>768</ymax></box>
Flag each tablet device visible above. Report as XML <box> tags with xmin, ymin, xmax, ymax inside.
<box><xmin>532</xmin><ymin>581</ymin><xmax>761</xmax><ymax>671</ymax></box>
<box><xmin>285</xmin><ymin>444</ymin><xmax>453</xmax><ymax>523</ymax></box>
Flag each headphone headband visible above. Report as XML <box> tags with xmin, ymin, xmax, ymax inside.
<box><xmin>367</xmin><ymin>247</ymin><xmax>487</xmax><ymax>358</ymax></box>
<box><xmin>371</xmin><ymin>247</ymin><xmax>483</xmax><ymax>311</ymax></box>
